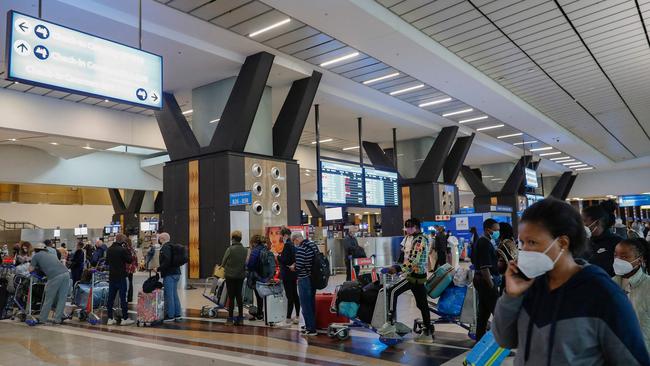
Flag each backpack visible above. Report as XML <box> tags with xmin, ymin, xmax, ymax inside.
<box><xmin>142</xmin><ymin>273</ymin><xmax>163</xmax><ymax>293</ymax></box>
<box><xmin>258</xmin><ymin>248</ymin><xmax>276</xmax><ymax>280</ymax></box>
<box><xmin>171</xmin><ymin>243</ymin><xmax>188</xmax><ymax>267</ymax></box>
<box><xmin>310</xmin><ymin>243</ymin><xmax>330</xmax><ymax>290</ymax></box>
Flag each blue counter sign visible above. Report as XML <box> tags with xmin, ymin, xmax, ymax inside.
<box><xmin>230</xmin><ymin>192</ymin><xmax>252</xmax><ymax>206</ymax></box>
<box><xmin>6</xmin><ymin>11</ymin><xmax>163</xmax><ymax>109</ymax></box>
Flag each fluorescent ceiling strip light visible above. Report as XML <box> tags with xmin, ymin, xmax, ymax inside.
<box><xmin>491</xmin><ymin>178</ymin><xmax>502</xmax><ymax>181</ymax></box>
<box><xmin>530</xmin><ymin>146</ymin><xmax>553</xmax><ymax>152</ymax></box>
<box><xmin>513</xmin><ymin>140</ymin><xmax>537</xmax><ymax>145</ymax></box>
<box><xmin>389</xmin><ymin>84</ymin><xmax>424</xmax><ymax>95</ymax></box>
<box><xmin>482</xmin><ymin>175</ymin><xmax>494</xmax><ymax>178</ymax></box>
<box><xmin>497</xmin><ymin>133</ymin><xmax>523</xmax><ymax>139</ymax></box>
<box><xmin>418</xmin><ymin>97</ymin><xmax>452</xmax><ymax>107</ymax></box>
<box><xmin>576</xmin><ymin>167</ymin><xmax>594</xmax><ymax>171</ymax></box>
<box><xmin>442</xmin><ymin>108</ymin><xmax>473</xmax><ymax>117</ymax></box>
<box><xmin>311</xmin><ymin>138</ymin><xmax>333</xmax><ymax>144</ymax></box>
<box><xmin>571</xmin><ymin>164</ymin><xmax>588</xmax><ymax>168</ymax></box>
<box><xmin>342</xmin><ymin>146</ymin><xmax>360</xmax><ymax>150</ymax></box>
<box><xmin>539</xmin><ymin>151</ymin><xmax>562</xmax><ymax>157</ymax></box>
<box><xmin>563</xmin><ymin>162</ymin><xmax>583</xmax><ymax>166</ymax></box>
<box><xmin>476</xmin><ymin>124</ymin><xmax>504</xmax><ymax>131</ymax></box>
<box><xmin>182</xmin><ymin>109</ymin><xmax>193</xmax><ymax>115</ymax></box>
<box><xmin>554</xmin><ymin>159</ymin><xmax>575</xmax><ymax>163</ymax></box>
<box><xmin>459</xmin><ymin>116</ymin><xmax>488</xmax><ymax>124</ymax></box>
<box><xmin>50</xmin><ymin>142</ymin><xmax>58</xmax><ymax>145</ymax></box>
<box><xmin>363</xmin><ymin>72</ymin><xmax>400</xmax><ymax>85</ymax></box>
<box><xmin>249</xmin><ymin>18</ymin><xmax>291</xmax><ymax>37</ymax></box>
<box><xmin>320</xmin><ymin>52</ymin><xmax>359</xmax><ymax>67</ymax></box>
<box><xmin>209</xmin><ymin>118</ymin><xmax>220</xmax><ymax>124</ymax></box>
<box><xmin>550</xmin><ymin>156</ymin><xmax>571</xmax><ymax>161</ymax></box>
<box><xmin>82</xmin><ymin>146</ymin><xmax>93</xmax><ymax>150</ymax></box>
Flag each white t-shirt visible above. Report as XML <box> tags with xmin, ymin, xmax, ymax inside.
<box><xmin>401</xmin><ymin>235</ymin><xmax>414</xmax><ymax>265</ymax></box>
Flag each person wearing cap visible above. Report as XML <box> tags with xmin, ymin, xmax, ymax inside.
<box><xmin>29</xmin><ymin>242</ymin><xmax>71</xmax><ymax>324</ymax></box>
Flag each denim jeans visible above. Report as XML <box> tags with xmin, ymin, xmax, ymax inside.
<box><xmin>298</xmin><ymin>277</ymin><xmax>316</xmax><ymax>332</ymax></box>
<box><xmin>107</xmin><ymin>278</ymin><xmax>128</xmax><ymax>320</ymax></box>
<box><xmin>163</xmin><ymin>274</ymin><xmax>181</xmax><ymax>318</ymax></box>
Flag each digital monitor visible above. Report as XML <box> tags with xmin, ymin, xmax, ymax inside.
<box><xmin>6</xmin><ymin>11</ymin><xmax>163</xmax><ymax>109</ymax></box>
<box><xmin>149</xmin><ymin>222</ymin><xmax>158</xmax><ymax>232</ymax></box>
<box><xmin>80</xmin><ymin>227</ymin><xmax>88</xmax><ymax>235</ymax></box>
<box><xmin>319</xmin><ymin>159</ymin><xmax>364</xmax><ymax>206</ymax></box>
<box><xmin>140</xmin><ymin>222</ymin><xmax>150</xmax><ymax>231</ymax></box>
<box><xmin>525</xmin><ymin>168</ymin><xmax>538</xmax><ymax>188</ymax></box>
<box><xmin>364</xmin><ymin>167</ymin><xmax>399</xmax><ymax>207</ymax></box>
<box><xmin>53</xmin><ymin>229</ymin><xmax>60</xmax><ymax>238</ymax></box>
<box><xmin>111</xmin><ymin>225</ymin><xmax>120</xmax><ymax>234</ymax></box>
<box><xmin>325</xmin><ymin>207</ymin><xmax>343</xmax><ymax>221</ymax></box>
<box><xmin>104</xmin><ymin>226</ymin><xmax>111</xmax><ymax>234</ymax></box>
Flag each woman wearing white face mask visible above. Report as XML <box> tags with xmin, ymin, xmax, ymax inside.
<box><xmin>582</xmin><ymin>201</ymin><xmax>622</xmax><ymax>277</ymax></box>
<box><xmin>613</xmin><ymin>238</ymin><xmax>650</xmax><ymax>350</ymax></box>
<box><xmin>493</xmin><ymin>199</ymin><xmax>649</xmax><ymax>366</ymax></box>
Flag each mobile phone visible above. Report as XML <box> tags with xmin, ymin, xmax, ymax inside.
<box><xmin>514</xmin><ymin>266</ymin><xmax>531</xmax><ymax>281</ymax></box>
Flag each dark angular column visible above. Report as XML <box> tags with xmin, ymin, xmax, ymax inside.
<box><xmin>443</xmin><ymin>133</ymin><xmax>475</xmax><ymax>184</ymax></box>
<box><xmin>126</xmin><ymin>190</ymin><xmax>146</xmax><ymax>213</ymax></box>
<box><xmin>461</xmin><ymin>166</ymin><xmax>491</xmax><ymax>196</ymax></box>
<box><xmin>362</xmin><ymin>141</ymin><xmax>399</xmax><ymax>171</ymax></box>
<box><xmin>562</xmin><ymin>174</ymin><xmax>577</xmax><ymax>200</ymax></box>
<box><xmin>108</xmin><ymin>188</ymin><xmax>126</xmax><ymax>214</ymax></box>
<box><xmin>501</xmin><ymin>156</ymin><xmax>532</xmax><ymax>195</ymax></box>
<box><xmin>154</xmin><ymin>192</ymin><xmax>163</xmax><ymax>213</ymax></box>
<box><xmin>209</xmin><ymin>52</ymin><xmax>275</xmax><ymax>152</ymax></box>
<box><xmin>414</xmin><ymin>126</ymin><xmax>458</xmax><ymax>183</ymax></box>
<box><xmin>273</xmin><ymin>71</ymin><xmax>322</xmax><ymax>159</ymax></box>
<box><xmin>154</xmin><ymin>93</ymin><xmax>201</xmax><ymax>161</ymax></box>
<box><xmin>549</xmin><ymin>171</ymin><xmax>573</xmax><ymax>199</ymax></box>
<box><xmin>306</xmin><ymin>200</ymin><xmax>323</xmax><ymax>219</ymax></box>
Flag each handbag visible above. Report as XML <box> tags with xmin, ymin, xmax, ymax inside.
<box><xmin>213</xmin><ymin>265</ymin><xmax>225</xmax><ymax>278</ymax></box>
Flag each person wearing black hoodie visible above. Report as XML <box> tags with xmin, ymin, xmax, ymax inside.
<box><xmin>582</xmin><ymin>200</ymin><xmax>622</xmax><ymax>277</ymax></box>
<box><xmin>494</xmin><ymin>198</ymin><xmax>649</xmax><ymax>365</ymax></box>
<box><xmin>105</xmin><ymin>234</ymin><xmax>134</xmax><ymax>326</ymax></box>
<box><xmin>277</xmin><ymin>227</ymin><xmax>299</xmax><ymax>326</ymax></box>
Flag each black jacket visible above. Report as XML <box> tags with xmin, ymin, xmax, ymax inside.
<box><xmin>159</xmin><ymin>242</ymin><xmax>181</xmax><ymax>278</ymax></box>
<box><xmin>586</xmin><ymin>231</ymin><xmax>621</xmax><ymax>277</ymax></box>
<box><xmin>278</xmin><ymin>239</ymin><xmax>296</xmax><ymax>281</ymax></box>
<box><xmin>106</xmin><ymin>243</ymin><xmax>132</xmax><ymax>282</ymax></box>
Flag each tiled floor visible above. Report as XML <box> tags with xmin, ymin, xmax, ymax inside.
<box><xmin>0</xmin><ymin>272</ymin><xmax>479</xmax><ymax>365</ymax></box>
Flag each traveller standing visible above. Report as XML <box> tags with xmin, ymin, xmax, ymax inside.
<box><xmin>105</xmin><ymin>234</ymin><xmax>134</xmax><ymax>326</ymax></box>
<box><xmin>69</xmin><ymin>241</ymin><xmax>86</xmax><ymax>285</ymax></box>
<box><xmin>222</xmin><ymin>231</ymin><xmax>247</xmax><ymax>326</ymax></box>
<box><xmin>90</xmin><ymin>239</ymin><xmax>107</xmax><ymax>267</ymax></box>
<box><xmin>473</xmin><ymin>218</ymin><xmax>500</xmax><ymax>341</ymax></box>
<box><xmin>434</xmin><ymin>225</ymin><xmax>448</xmax><ymax>269</ymax></box>
<box><xmin>292</xmin><ymin>232</ymin><xmax>318</xmax><ymax>336</ymax></box>
<box><xmin>582</xmin><ymin>201</ymin><xmax>622</xmax><ymax>277</ymax></box>
<box><xmin>58</xmin><ymin>243</ymin><xmax>68</xmax><ymax>264</ymax></box>
<box><xmin>44</xmin><ymin>239</ymin><xmax>59</xmax><ymax>259</ymax></box>
<box><xmin>278</xmin><ymin>227</ymin><xmax>300</xmax><ymax>326</ymax></box>
<box><xmin>15</xmin><ymin>241</ymin><xmax>32</xmax><ymax>265</ymax></box>
<box><xmin>343</xmin><ymin>231</ymin><xmax>359</xmax><ymax>281</ymax></box>
<box><xmin>613</xmin><ymin>238</ymin><xmax>650</xmax><ymax>349</ymax></box>
<box><xmin>493</xmin><ymin>198</ymin><xmax>649</xmax><ymax>365</ymax></box>
<box><xmin>496</xmin><ymin>222</ymin><xmax>517</xmax><ymax>295</ymax></box>
<box><xmin>29</xmin><ymin>243</ymin><xmax>70</xmax><ymax>325</ymax></box>
<box><xmin>124</xmin><ymin>238</ymin><xmax>138</xmax><ymax>303</ymax></box>
<box><xmin>158</xmin><ymin>232</ymin><xmax>183</xmax><ymax>322</ymax></box>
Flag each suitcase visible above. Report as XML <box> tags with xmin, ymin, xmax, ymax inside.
<box><xmin>315</xmin><ymin>293</ymin><xmax>348</xmax><ymax>330</ymax></box>
<box><xmin>425</xmin><ymin>263</ymin><xmax>454</xmax><ymax>299</ymax></box>
<box><xmin>264</xmin><ymin>293</ymin><xmax>287</xmax><ymax>326</ymax></box>
<box><xmin>464</xmin><ymin>330</ymin><xmax>510</xmax><ymax>366</ymax></box>
<box><xmin>136</xmin><ymin>289</ymin><xmax>164</xmax><ymax>326</ymax></box>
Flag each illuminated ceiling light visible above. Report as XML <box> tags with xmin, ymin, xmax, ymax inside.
<box><xmin>209</xmin><ymin>118</ymin><xmax>220</xmax><ymax>124</ymax></box>
<box><xmin>389</xmin><ymin>84</ymin><xmax>425</xmax><ymax>96</ymax></box>
<box><xmin>363</xmin><ymin>72</ymin><xmax>400</xmax><ymax>85</ymax></box>
<box><xmin>82</xmin><ymin>146</ymin><xmax>94</xmax><ymax>150</ymax></box>
<box><xmin>642</xmin><ymin>192</ymin><xmax>650</xmax><ymax>195</ymax></box>
<box><xmin>491</xmin><ymin>178</ymin><xmax>502</xmax><ymax>181</ymax></box>
<box><xmin>575</xmin><ymin>167</ymin><xmax>594</xmax><ymax>171</ymax></box>
<box><xmin>539</xmin><ymin>151</ymin><xmax>562</xmax><ymax>157</ymax></box>
<box><xmin>182</xmin><ymin>109</ymin><xmax>193</xmax><ymax>115</ymax></box>
<box><xmin>529</xmin><ymin>146</ymin><xmax>553</xmax><ymax>152</ymax></box>
<box><xmin>50</xmin><ymin>142</ymin><xmax>58</xmax><ymax>145</ymax></box>
<box><xmin>482</xmin><ymin>175</ymin><xmax>494</xmax><ymax>178</ymax></box>
<box><xmin>305</xmin><ymin>173</ymin><xmax>310</xmax><ymax>176</ymax></box>
<box><xmin>442</xmin><ymin>108</ymin><xmax>473</xmax><ymax>117</ymax></box>
<box><xmin>320</xmin><ymin>52</ymin><xmax>360</xmax><ymax>67</ymax></box>
<box><xmin>476</xmin><ymin>124</ymin><xmax>504</xmax><ymax>131</ymax></box>
<box><xmin>363</xmin><ymin>211</ymin><xmax>369</xmax><ymax>214</ymax></box>
<box><xmin>497</xmin><ymin>133</ymin><xmax>523</xmax><ymax>139</ymax></box>
<box><xmin>563</xmin><ymin>162</ymin><xmax>583</xmax><ymax>166</ymax></box>
<box><xmin>571</xmin><ymin>164</ymin><xmax>588</xmax><ymax>168</ymax></box>
<box><xmin>513</xmin><ymin>140</ymin><xmax>537</xmax><ymax>145</ymax></box>
<box><xmin>342</xmin><ymin>146</ymin><xmax>360</xmax><ymax>150</ymax></box>
<box><xmin>418</xmin><ymin>97</ymin><xmax>452</xmax><ymax>107</ymax></box>
<box><xmin>14</xmin><ymin>81</ymin><xmax>19</xmax><ymax>84</ymax></box>
<box><xmin>550</xmin><ymin>156</ymin><xmax>571</xmax><ymax>161</ymax></box>
<box><xmin>104</xmin><ymin>99</ymin><xmax>109</xmax><ymax>103</ymax></box>
<box><xmin>458</xmin><ymin>116</ymin><xmax>488</xmax><ymax>124</ymax></box>
<box><xmin>248</xmin><ymin>18</ymin><xmax>291</xmax><ymax>37</ymax></box>
<box><xmin>554</xmin><ymin>159</ymin><xmax>575</xmax><ymax>163</ymax></box>
<box><xmin>311</xmin><ymin>138</ymin><xmax>333</xmax><ymax>144</ymax></box>
<box><xmin>9</xmin><ymin>139</ymin><xmax>16</xmax><ymax>142</ymax></box>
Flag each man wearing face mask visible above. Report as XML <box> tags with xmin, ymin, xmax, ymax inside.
<box><xmin>582</xmin><ymin>201</ymin><xmax>621</xmax><ymax>277</ymax></box>
<box><xmin>473</xmin><ymin>218</ymin><xmax>500</xmax><ymax>341</ymax></box>
<box><xmin>493</xmin><ymin>199</ymin><xmax>649</xmax><ymax>365</ymax></box>
<box><xmin>613</xmin><ymin>238</ymin><xmax>650</xmax><ymax>349</ymax></box>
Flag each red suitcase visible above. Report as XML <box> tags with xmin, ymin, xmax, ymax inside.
<box><xmin>315</xmin><ymin>293</ymin><xmax>348</xmax><ymax>330</ymax></box>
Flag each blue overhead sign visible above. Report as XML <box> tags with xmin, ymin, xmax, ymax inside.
<box><xmin>229</xmin><ymin>191</ymin><xmax>252</xmax><ymax>206</ymax></box>
<box><xmin>619</xmin><ymin>195</ymin><xmax>650</xmax><ymax>207</ymax></box>
<box><xmin>6</xmin><ymin>11</ymin><xmax>163</xmax><ymax>109</ymax></box>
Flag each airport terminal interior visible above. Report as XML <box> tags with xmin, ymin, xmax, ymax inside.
<box><xmin>1</xmin><ymin>0</ymin><xmax>650</xmax><ymax>365</ymax></box>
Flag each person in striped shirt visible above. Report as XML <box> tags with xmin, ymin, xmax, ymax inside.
<box><xmin>290</xmin><ymin>232</ymin><xmax>318</xmax><ymax>336</ymax></box>
<box><xmin>387</xmin><ymin>218</ymin><xmax>434</xmax><ymax>343</ymax></box>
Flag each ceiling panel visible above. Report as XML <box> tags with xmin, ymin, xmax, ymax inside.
<box><xmin>190</xmin><ymin>0</ymin><xmax>251</xmax><ymax>21</ymax></box>
<box><xmin>211</xmin><ymin>2</ymin><xmax>271</xmax><ymax>29</ymax></box>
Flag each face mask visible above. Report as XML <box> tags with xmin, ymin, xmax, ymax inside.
<box><xmin>491</xmin><ymin>231</ymin><xmax>500</xmax><ymax>241</ymax></box>
<box><xmin>584</xmin><ymin>226</ymin><xmax>592</xmax><ymax>239</ymax></box>
<box><xmin>613</xmin><ymin>258</ymin><xmax>639</xmax><ymax>276</ymax></box>
<box><xmin>517</xmin><ymin>238</ymin><xmax>564</xmax><ymax>279</ymax></box>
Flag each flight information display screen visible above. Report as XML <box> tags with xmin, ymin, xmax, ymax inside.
<box><xmin>319</xmin><ymin>159</ymin><xmax>364</xmax><ymax>206</ymax></box>
<box><xmin>365</xmin><ymin>167</ymin><xmax>399</xmax><ymax>206</ymax></box>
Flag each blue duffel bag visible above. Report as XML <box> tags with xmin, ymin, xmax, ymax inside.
<box><xmin>437</xmin><ymin>285</ymin><xmax>467</xmax><ymax>317</ymax></box>
<box><xmin>74</xmin><ymin>283</ymin><xmax>108</xmax><ymax>310</ymax></box>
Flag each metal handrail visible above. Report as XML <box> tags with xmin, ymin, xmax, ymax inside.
<box><xmin>0</xmin><ymin>218</ymin><xmax>40</xmax><ymax>230</ymax></box>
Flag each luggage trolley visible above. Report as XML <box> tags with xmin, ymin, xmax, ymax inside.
<box><xmin>12</xmin><ymin>272</ymin><xmax>46</xmax><ymax>325</ymax></box>
<box><xmin>0</xmin><ymin>264</ymin><xmax>16</xmax><ymax>319</ymax></box>
<box><xmin>200</xmin><ymin>277</ymin><xmax>228</xmax><ymax>318</ymax></box>
<box><xmin>85</xmin><ymin>269</ymin><xmax>111</xmax><ymax>325</ymax></box>
<box><xmin>350</xmin><ymin>255</ymin><xmax>379</xmax><ymax>285</ymax></box>
<box><xmin>413</xmin><ymin>268</ymin><xmax>478</xmax><ymax>340</ymax></box>
<box><xmin>328</xmin><ymin>272</ymin><xmax>407</xmax><ymax>346</ymax></box>
<box><xmin>71</xmin><ymin>269</ymin><xmax>109</xmax><ymax>323</ymax></box>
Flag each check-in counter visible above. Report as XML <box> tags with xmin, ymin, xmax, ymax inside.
<box><xmin>327</xmin><ymin>236</ymin><xmax>403</xmax><ymax>273</ymax></box>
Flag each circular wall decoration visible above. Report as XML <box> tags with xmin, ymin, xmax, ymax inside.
<box><xmin>251</xmin><ymin>163</ymin><xmax>263</xmax><ymax>177</ymax></box>
<box><xmin>271</xmin><ymin>167</ymin><xmax>281</xmax><ymax>179</ymax></box>
<box><xmin>271</xmin><ymin>202</ymin><xmax>281</xmax><ymax>215</ymax></box>
<box><xmin>253</xmin><ymin>201</ymin><xmax>263</xmax><ymax>215</ymax></box>
<box><xmin>271</xmin><ymin>184</ymin><xmax>281</xmax><ymax>197</ymax></box>
<box><xmin>252</xmin><ymin>182</ymin><xmax>263</xmax><ymax>196</ymax></box>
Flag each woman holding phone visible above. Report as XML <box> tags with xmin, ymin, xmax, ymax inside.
<box><xmin>493</xmin><ymin>198</ymin><xmax>649</xmax><ymax>365</ymax></box>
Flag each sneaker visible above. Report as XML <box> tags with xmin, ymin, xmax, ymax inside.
<box><xmin>174</xmin><ymin>317</ymin><xmax>182</xmax><ymax>322</ymax></box>
<box><xmin>301</xmin><ymin>330</ymin><xmax>318</xmax><ymax>336</ymax></box>
<box><xmin>234</xmin><ymin>317</ymin><xmax>244</xmax><ymax>326</ymax></box>
<box><xmin>163</xmin><ymin>317</ymin><xmax>176</xmax><ymax>323</ymax></box>
<box><xmin>121</xmin><ymin>319</ymin><xmax>135</xmax><ymax>326</ymax></box>
<box><xmin>300</xmin><ymin>325</ymin><xmax>307</xmax><ymax>330</ymax></box>
<box><xmin>106</xmin><ymin>319</ymin><xmax>117</xmax><ymax>326</ymax></box>
<box><xmin>225</xmin><ymin>318</ymin><xmax>234</xmax><ymax>326</ymax></box>
<box><xmin>415</xmin><ymin>331</ymin><xmax>434</xmax><ymax>344</ymax></box>
<box><xmin>292</xmin><ymin>317</ymin><xmax>300</xmax><ymax>325</ymax></box>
